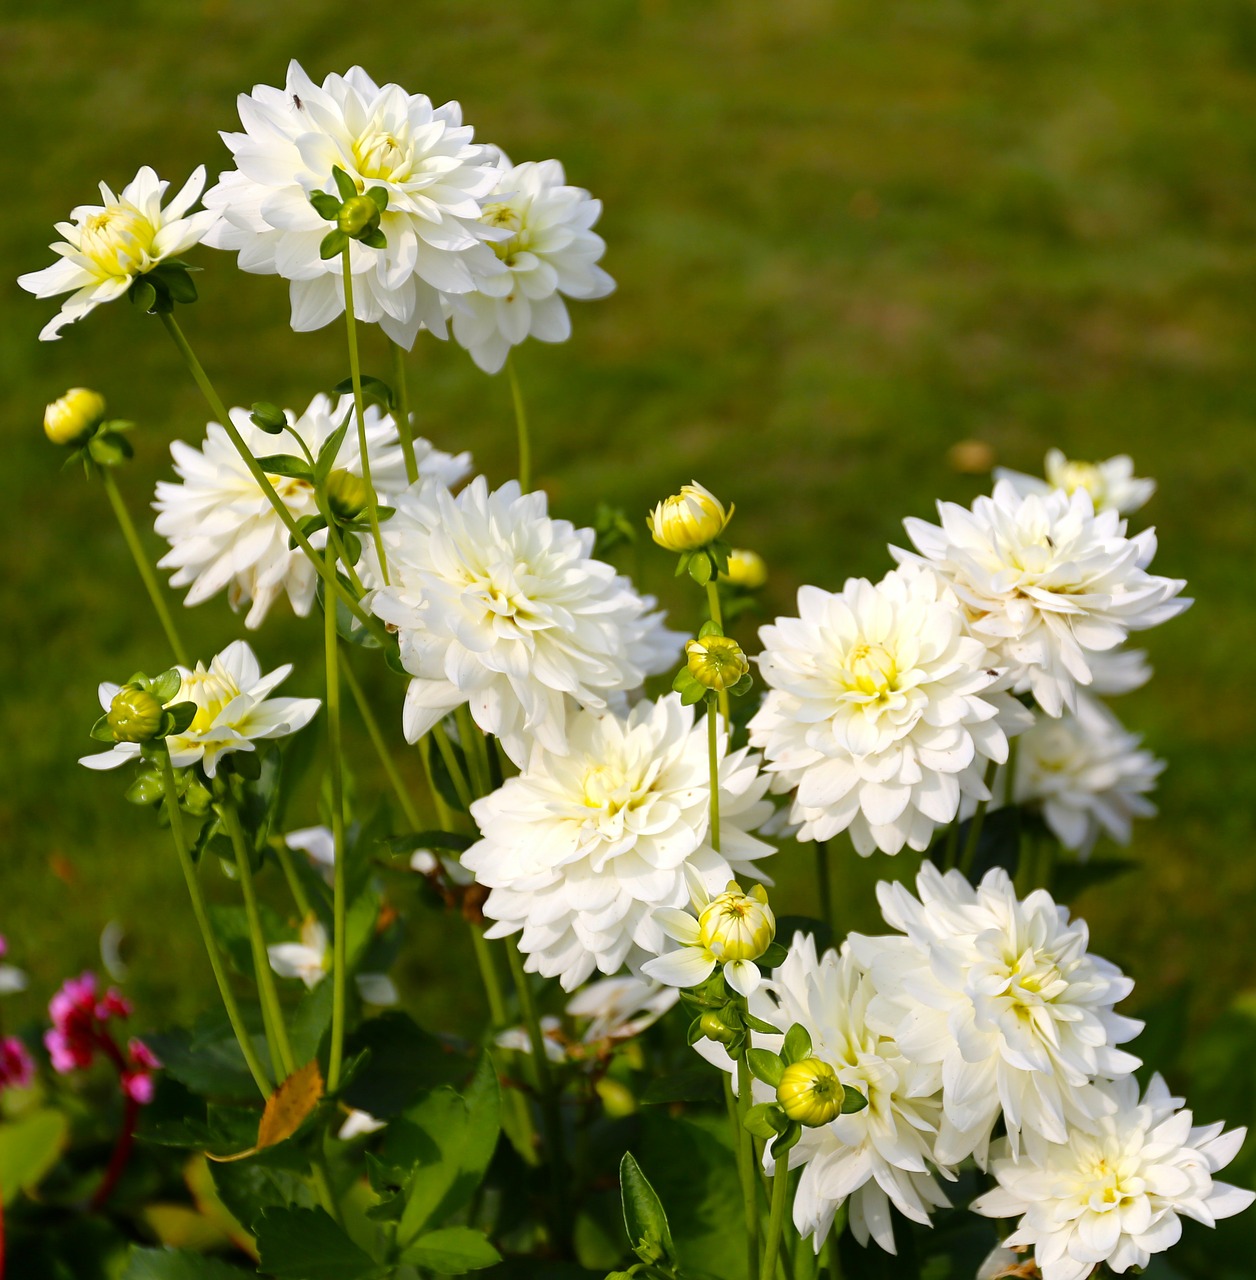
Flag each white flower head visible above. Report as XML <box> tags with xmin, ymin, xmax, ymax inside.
<box><xmin>895</xmin><ymin>480</ymin><xmax>1190</xmax><ymax>717</ymax></box>
<box><xmin>1013</xmin><ymin>695</ymin><xmax>1163</xmax><ymax>856</ymax></box>
<box><xmin>973</xmin><ymin>1074</ymin><xmax>1254</xmax><ymax>1280</ymax></box>
<box><xmin>699</xmin><ymin>933</ymin><xmax>952</xmax><ymax>1255</ymax></box>
<box><xmin>268</xmin><ymin>916</ymin><xmax>395</xmax><ymax>1005</ymax></box>
<box><xmin>463</xmin><ymin>694</ymin><xmax>774</xmax><ymax>990</ymax></box>
<box><xmin>80</xmin><ymin>641</ymin><xmax>321</xmax><ymax>778</ymax></box>
<box><xmin>370</xmin><ymin>476</ymin><xmax>682</xmax><ymax>766</ymax></box>
<box><xmin>996</xmin><ymin>449</ymin><xmax>1155</xmax><ymax>516</ymax></box>
<box><xmin>19</xmin><ymin>166</ymin><xmax>217</xmax><ymax>341</ymax></box>
<box><xmin>154</xmin><ymin>392</ymin><xmax>470</xmax><ymax>629</ymax></box>
<box><xmin>854</xmin><ymin>864</ymin><xmax>1143</xmax><ymax>1168</ymax></box>
<box><xmin>495</xmin><ymin>1015</ymin><xmax>567</xmax><ymax>1064</ymax></box>
<box><xmin>749</xmin><ymin>562</ymin><xmax>1031</xmax><ymax>856</ymax></box>
<box><xmin>449</xmin><ymin>153</ymin><xmax>614</xmax><ymax>373</ymax></box>
<box><xmin>1085</xmin><ymin>646</ymin><xmax>1152</xmax><ymax>697</ymax></box>
<box><xmin>564</xmin><ymin>975</ymin><xmax>679</xmax><ymax>1045</ymax></box>
<box><xmin>338</xmin><ymin>1108</ymin><xmax>387</xmax><ymax>1140</ymax></box>
<box><xmin>203</xmin><ymin>62</ymin><xmax>507</xmax><ymax>346</ymax></box>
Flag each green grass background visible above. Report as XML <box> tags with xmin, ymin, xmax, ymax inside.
<box><xmin>2</xmin><ymin>0</ymin><xmax>1255</xmax><ymax>1218</ymax></box>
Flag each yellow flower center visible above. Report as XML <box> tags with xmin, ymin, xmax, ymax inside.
<box><xmin>842</xmin><ymin>642</ymin><xmax>899</xmax><ymax>698</ymax></box>
<box><xmin>352</xmin><ymin>127</ymin><xmax>414</xmax><ymax>183</ymax></box>
<box><xmin>80</xmin><ymin>206</ymin><xmax>156</xmax><ymax>279</ymax></box>
<box><xmin>181</xmin><ymin>668</ymin><xmax>243</xmax><ymax>733</ymax></box>
<box><xmin>581</xmin><ymin>763</ymin><xmax>635</xmax><ymax>816</ymax></box>
<box><xmin>482</xmin><ymin>201</ymin><xmax>528</xmax><ymax>264</ymax></box>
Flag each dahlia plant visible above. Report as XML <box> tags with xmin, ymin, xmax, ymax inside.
<box><xmin>6</xmin><ymin>57</ymin><xmax>1250</xmax><ymax>1280</ymax></box>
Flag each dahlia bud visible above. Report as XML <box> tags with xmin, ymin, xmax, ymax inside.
<box><xmin>685</xmin><ymin>635</ymin><xmax>750</xmax><ymax>692</ymax></box>
<box><xmin>326</xmin><ymin>469</ymin><xmax>370</xmax><ymax>522</ymax></box>
<box><xmin>44</xmin><ymin>388</ymin><xmax>106</xmax><ymax>446</ymax></box>
<box><xmin>698</xmin><ymin>882</ymin><xmax>774</xmax><ymax>964</ymax></box>
<box><xmin>723</xmin><ymin>548</ymin><xmax>767</xmax><ymax>590</ymax></box>
<box><xmin>106</xmin><ymin>687</ymin><xmax>165</xmax><ymax>744</ymax></box>
<box><xmin>337</xmin><ymin>195</ymin><xmax>382</xmax><ymax>239</ymax></box>
<box><xmin>698</xmin><ymin>1012</ymin><xmax>737</xmax><ymax>1045</ymax></box>
<box><xmin>776</xmin><ymin>1057</ymin><xmax>844</xmax><ymax>1127</ymax></box>
<box><xmin>647</xmin><ymin>481</ymin><xmax>732</xmax><ymax>552</ymax></box>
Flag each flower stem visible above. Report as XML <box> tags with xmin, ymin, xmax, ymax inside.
<box><xmin>432</xmin><ymin>720</ymin><xmax>475</xmax><ymax>812</ymax></box>
<box><xmin>90</xmin><ymin>1090</ymin><xmax>140</xmax><ymax>1211</ymax></box>
<box><xmin>761</xmin><ymin>1157</ymin><xmax>792</xmax><ymax>1280</ymax></box>
<box><xmin>342</xmin><ymin>660</ymin><xmax>425</xmax><ymax>831</ymax></box>
<box><xmin>388</xmin><ymin>339</ymin><xmax>419</xmax><ymax>486</ymax></box>
<box><xmin>814</xmin><ymin>840</ymin><xmax>833</xmax><ymax>938</ymax></box>
<box><xmin>157</xmin><ymin>311</ymin><xmax>388</xmax><ymax>645</ymax></box>
<box><xmin>273</xmin><ymin>838</ymin><xmax>313</xmax><ymax>920</ymax></box>
<box><xmin>707</xmin><ymin>696</ymin><xmax>722</xmax><ymax>854</ymax></box>
<box><xmin>323</xmin><ymin>541</ymin><xmax>350</xmax><ymax>1093</ymax></box>
<box><xmin>726</xmin><ymin>1073</ymin><xmax>760</xmax><ymax>1280</ymax></box>
<box><xmin>959</xmin><ymin>757</ymin><xmax>1000</xmax><ymax>880</ymax></box>
<box><xmin>736</xmin><ymin>1054</ymin><xmax>761</xmax><ymax>1280</ymax></box>
<box><xmin>219</xmin><ymin>792</ymin><xmax>296</xmax><ymax>1079</ymax></box>
<box><xmin>340</xmin><ymin>248</ymin><xmax>389</xmax><ymax>585</ymax></box>
<box><xmin>456</xmin><ymin>704</ymin><xmax>491</xmax><ymax>799</ymax></box>
<box><xmin>159</xmin><ymin>752</ymin><xmax>271</xmax><ymax>1097</ymax></box>
<box><xmin>99</xmin><ymin>468</ymin><xmax>188</xmax><ymax>666</ymax></box>
<box><xmin>506</xmin><ymin>353</ymin><xmax>531</xmax><ymax>492</ymax></box>
<box><xmin>704</xmin><ymin>580</ymin><xmax>733</xmax><ymax>724</ymax></box>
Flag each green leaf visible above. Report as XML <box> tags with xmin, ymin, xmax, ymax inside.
<box><xmin>678</xmin><ymin>679</ymin><xmax>707</xmax><ymax>707</ymax></box>
<box><xmin>742</xmin><ymin>1012</ymin><xmax>782</xmax><ymax>1035</ymax></box>
<box><xmin>365</xmin><ymin>185</ymin><xmax>389</xmax><ymax>212</ymax></box>
<box><xmin>249</xmin><ymin>402</ymin><xmax>288</xmax><ymax>434</ymax></box>
<box><xmin>331</xmin><ymin>375</ymin><xmax>396</xmax><ymax>413</ymax></box>
<box><xmin>289</xmin><ymin>977</ymin><xmax>334</xmax><ymax>1068</ymax></box>
<box><xmin>380</xmin><ymin>830</ymin><xmax>474</xmax><ymax>856</ymax></box>
<box><xmin>164</xmin><ymin>701</ymin><xmax>197</xmax><ymax>735</ymax></box>
<box><xmin>746</xmin><ymin>1048</ymin><xmax>784</xmax><ymax>1088</ymax></box>
<box><xmin>619</xmin><ymin>1152</ymin><xmax>676</xmax><ymax>1267</ymax></box>
<box><xmin>255</xmin><ymin>454</ymin><xmax>313</xmax><ymax>481</ymax></box>
<box><xmin>256</xmin><ymin>1206</ymin><xmax>382</xmax><ymax>1279</ymax></box>
<box><xmin>639</xmin><ymin>1069</ymin><xmax>724</xmax><ymax>1106</ymax></box>
<box><xmin>782</xmin><ymin>1023</ymin><xmax>813</xmax><ymax>1065</ymax></box>
<box><xmin>309</xmin><ymin>191</ymin><xmax>342</xmax><ymax>221</ymax></box>
<box><xmin>314</xmin><ymin>411</ymin><xmax>352</xmax><ymax>484</ymax></box>
<box><xmin>688</xmin><ymin>551</ymin><xmax>712</xmax><ymax>585</ymax></box>
<box><xmin>145</xmin><ymin>1012</ymin><xmax>268</xmax><ymax>1101</ymax></box>
<box><xmin>290</xmin><ymin>513</ymin><xmax>328</xmax><ymax>548</ymax></box>
<box><xmin>0</xmin><ymin>1108</ymin><xmax>69</xmax><ymax>1204</ymax></box>
<box><xmin>1051</xmin><ymin>857</ymin><xmax>1139</xmax><ymax>903</ymax></box>
<box><xmin>160</xmin><ymin>265</ymin><xmax>199</xmax><ymax>304</ymax></box>
<box><xmin>121</xmin><ymin>1246</ymin><xmax>249</xmax><ymax>1279</ymax></box>
<box><xmin>332</xmin><ymin>166</ymin><xmax>359</xmax><ymax>202</ymax></box>
<box><xmin>341</xmin><ymin>1014</ymin><xmax>469</xmax><ymax>1118</ymax></box>
<box><xmin>209</xmin><ymin>1159</ymin><xmax>316</xmax><ymax>1231</ymax></box>
<box><xmin>399</xmin><ymin>1226</ymin><xmax>501</xmax><ymax>1273</ymax></box>
<box><xmin>841</xmin><ymin>1087</ymin><xmax>869</xmax><ymax>1114</ymax></box>
<box><xmin>320</xmin><ymin>228</ymin><xmax>349</xmax><ymax>259</ymax></box>
<box><xmin>151</xmin><ymin>669</ymin><xmax>182</xmax><ymax>703</ymax></box>
<box><xmin>742</xmin><ymin>1102</ymin><xmax>786</xmax><ymax>1139</ymax></box>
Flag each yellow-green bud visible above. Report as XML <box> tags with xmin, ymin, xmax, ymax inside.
<box><xmin>723</xmin><ymin>548</ymin><xmax>767</xmax><ymax>590</ymax></box>
<box><xmin>326</xmin><ymin>469</ymin><xmax>370</xmax><ymax>521</ymax></box>
<box><xmin>698</xmin><ymin>882</ymin><xmax>774</xmax><ymax>963</ymax></box>
<box><xmin>44</xmin><ymin>388</ymin><xmax>106</xmax><ymax>446</ymax></box>
<box><xmin>699</xmin><ymin>1012</ymin><xmax>737</xmax><ymax>1045</ymax></box>
<box><xmin>685</xmin><ymin>635</ymin><xmax>750</xmax><ymax>692</ymax></box>
<box><xmin>337</xmin><ymin>195</ymin><xmax>382</xmax><ymax>238</ymax></box>
<box><xmin>107</xmin><ymin>687</ymin><xmax>165</xmax><ymax>743</ymax></box>
<box><xmin>647</xmin><ymin>481</ymin><xmax>733</xmax><ymax>552</ymax></box>
<box><xmin>776</xmin><ymin>1057</ymin><xmax>844</xmax><ymax>1127</ymax></box>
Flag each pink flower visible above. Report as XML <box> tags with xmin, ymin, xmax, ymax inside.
<box><xmin>0</xmin><ymin>1036</ymin><xmax>35</xmax><ymax>1092</ymax></box>
<box><xmin>44</xmin><ymin>972</ymin><xmax>157</xmax><ymax>1104</ymax></box>
<box><xmin>121</xmin><ymin>1039</ymin><xmax>160</xmax><ymax>1104</ymax></box>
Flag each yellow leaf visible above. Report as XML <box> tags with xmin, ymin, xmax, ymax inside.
<box><xmin>258</xmin><ymin>1060</ymin><xmax>325</xmax><ymax>1150</ymax></box>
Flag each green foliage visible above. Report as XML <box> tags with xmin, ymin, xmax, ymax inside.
<box><xmin>255</xmin><ymin>1206</ymin><xmax>383</xmax><ymax>1279</ymax></box>
<box><xmin>618</xmin><ymin>1152</ymin><xmax>678</xmax><ymax>1271</ymax></box>
<box><xmin>0</xmin><ymin>1109</ymin><xmax>69</xmax><ymax>1205</ymax></box>
<box><xmin>120</xmin><ymin>1248</ymin><xmax>249</xmax><ymax>1279</ymax></box>
<box><xmin>398</xmin><ymin>1225</ymin><xmax>502</xmax><ymax>1272</ymax></box>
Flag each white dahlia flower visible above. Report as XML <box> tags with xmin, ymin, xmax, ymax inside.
<box><xmin>154</xmin><ymin>393</ymin><xmax>470</xmax><ymax>628</ymax></box>
<box><xmin>996</xmin><ymin>449</ymin><xmax>1155</xmax><ymax>516</ymax></box>
<box><xmin>1012</xmin><ymin>695</ymin><xmax>1163</xmax><ymax>856</ymax></box>
<box><xmin>463</xmin><ymin>695</ymin><xmax>774</xmax><ymax>990</ymax></box>
<box><xmin>268</xmin><ymin>916</ymin><xmax>397</xmax><ymax>1006</ymax></box>
<box><xmin>449</xmin><ymin>154</ymin><xmax>614</xmax><ymax>373</ymax></box>
<box><xmin>973</xmin><ymin>1074</ymin><xmax>1254</xmax><ymax>1280</ymax></box>
<box><xmin>370</xmin><ymin>477</ymin><xmax>682</xmax><ymax>766</ymax></box>
<box><xmin>699</xmin><ymin>933</ymin><xmax>952</xmax><ymax>1255</ymax></box>
<box><xmin>895</xmin><ymin>481</ymin><xmax>1189</xmax><ymax>717</ymax></box>
<box><xmin>749</xmin><ymin>563</ymin><xmax>1030</xmax><ymax>856</ymax></box>
<box><xmin>80</xmin><ymin>641</ymin><xmax>320</xmax><ymax>778</ymax></box>
<box><xmin>202</xmin><ymin>61</ymin><xmax>506</xmax><ymax>346</ymax></box>
<box><xmin>1086</xmin><ymin>646</ymin><xmax>1152</xmax><ymax>697</ymax></box>
<box><xmin>19</xmin><ymin>166</ymin><xmax>217</xmax><ymax>341</ymax></box>
<box><xmin>853</xmin><ymin>864</ymin><xmax>1142</xmax><ymax>1167</ymax></box>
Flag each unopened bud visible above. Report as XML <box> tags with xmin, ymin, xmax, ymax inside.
<box><xmin>776</xmin><ymin>1057</ymin><xmax>844</xmax><ymax>1127</ymax></box>
<box><xmin>686</xmin><ymin>635</ymin><xmax>750</xmax><ymax>692</ymax></box>
<box><xmin>44</xmin><ymin>388</ymin><xmax>106</xmax><ymax>446</ymax></box>
<box><xmin>326</xmin><ymin>469</ymin><xmax>370</xmax><ymax>521</ymax></box>
<box><xmin>647</xmin><ymin>481</ymin><xmax>732</xmax><ymax>552</ymax></box>
<box><xmin>337</xmin><ymin>195</ymin><xmax>382</xmax><ymax>239</ymax></box>
<box><xmin>698</xmin><ymin>882</ymin><xmax>774</xmax><ymax>963</ymax></box>
<box><xmin>699</xmin><ymin>1012</ymin><xmax>737</xmax><ymax>1045</ymax></box>
<box><xmin>107</xmin><ymin>687</ymin><xmax>165</xmax><ymax>743</ymax></box>
<box><xmin>723</xmin><ymin>548</ymin><xmax>767</xmax><ymax>590</ymax></box>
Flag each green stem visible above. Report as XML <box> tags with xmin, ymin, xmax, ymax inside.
<box><xmin>726</xmin><ymin>1073</ymin><xmax>759</xmax><ymax>1280</ymax></box>
<box><xmin>761</xmin><ymin>1158</ymin><xmax>792</xmax><ymax>1280</ymax></box>
<box><xmin>941</xmin><ymin>816</ymin><xmax>961</xmax><ymax>872</ymax></box>
<box><xmin>273</xmin><ymin>838</ymin><xmax>313</xmax><ymax>920</ymax></box>
<box><xmin>432</xmin><ymin>720</ymin><xmax>475</xmax><ymax>813</ymax></box>
<box><xmin>326</xmin><ymin>522</ymin><xmax>367</xmax><ymax>597</ymax></box>
<box><xmin>159</xmin><ymin>753</ymin><xmax>271</xmax><ymax>1097</ymax></box>
<box><xmin>456</xmin><ymin>704</ymin><xmax>491</xmax><ymax>799</ymax></box>
<box><xmin>959</xmin><ymin>757</ymin><xmax>1000</xmax><ymax>880</ymax></box>
<box><xmin>506</xmin><ymin>353</ymin><xmax>531</xmax><ymax>492</ymax></box>
<box><xmin>822</xmin><ymin>1229</ymin><xmax>842</xmax><ymax>1280</ymax></box>
<box><xmin>340</xmin><ymin>248</ymin><xmax>390</xmax><ymax>585</ymax></box>
<box><xmin>707</xmin><ymin>696</ymin><xmax>722</xmax><ymax>854</ymax></box>
<box><xmin>342</xmin><ymin>660</ymin><xmax>424</xmax><ymax>831</ymax></box>
<box><xmin>157</xmin><ymin>312</ymin><xmax>388</xmax><ymax>645</ymax></box>
<box><xmin>323</xmin><ymin>541</ymin><xmax>349</xmax><ymax>1092</ymax></box>
<box><xmin>736</xmin><ymin>1055</ymin><xmax>761</xmax><ymax>1280</ymax></box>
<box><xmin>308</xmin><ymin>1151</ymin><xmax>343</xmax><ymax>1227</ymax></box>
<box><xmin>389</xmin><ymin>339</ymin><xmax>419</xmax><ymax>486</ymax></box>
<box><xmin>220</xmin><ymin>792</ymin><xmax>296</xmax><ymax>1079</ymax></box>
<box><xmin>704</xmin><ymin>580</ymin><xmax>733</xmax><ymax>724</ymax></box>
<box><xmin>469</xmin><ymin>927</ymin><xmax>508</xmax><ymax>1030</ymax></box>
<box><xmin>814</xmin><ymin>840</ymin><xmax>833</xmax><ymax>938</ymax></box>
<box><xmin>100</xmin><ymin>468</ymin><xmax>189</xmax><ymax>666</ymax></box>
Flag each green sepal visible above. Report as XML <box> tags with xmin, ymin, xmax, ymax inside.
<box><xmin>688</xmin><ymin>550</ymin><xmax>712</xmax><ymax>585</ymax></box>
<box><xmin>731</xmin><ymin>672</ymin><xmax>755</xmax><ymax>697</ymax></box>
<box><xmin>159</xmin><ymin>264</ymin><xmax>199</xmax><ymax>305</ymax></box>
<box><xmin>309</xmin><ymin>191</ymin><xmax>342</xmax><ymax>221</ymax></box>
<box><xmin>249</xmin><ymin>402</ymin><xmax>288</xmax><ymax>434</ymax></box>
<box><xmin>743</xmin><ymin>1102</ymin><xmax>787</xmax><ymax>1140</ymax></box>
<box><xmin>255</xmin><ymin>454</ymin><xmax>313</xmax><ymax>481</ymax></box>
<box><xmin>150</xmin><ymin>669</ymin><xmax>182</xmax><ymax>703</ymax></box>
<box><xmin>758</xmin><ymin>940</ymin><xmax>787</xmax><ymax>969</ymax></box>
<box><xmin>320</xmin><ymin>229</ymin><xmax>349</xmax><ymax>259</ymax></box>
<box><xmin>671</xmin><ymin>668</ymin><xmax>707</xmax><ymax>706</ymax></box>
<box><xmin>129</xmin><ymin>277</ymin><xmax>158</xmax><ymax>312</ymax></box>
<box><xmin>746</xmin><ymin>1048</ymin><xmax>785</xmax><ymax>1088</ymax></box>
<box><xmin>366</xmin><ymin>185</ymin><xmax>389</xmax><ymax>212</ymax></box>
<box><xmin>674</xmin><ymin>551</ymin><xmax>691</xmax><ymax>577</ymax></box>
<box><xmin>358</xmin><ymin>227</ymin><xmax>387</xmax><ymax>250</ymax></box>
<box><xmin>841</xmin><ymin>1087</ymin><xmax>869</xmax><ymax>1114</ymax></box>
<box><xmin>87</xmin><ymin>431</ymin><xmax>133</xmax><ymax>467</ymax></box>
<box><xmin>770</xmin><ymin>1121</ymin><xmax>803</xmax><ymax>1157</ymax></box>
<box><xmin>331</xmin><ymin>165</ymin><xmax>359</xmax><ymax>202</ymax></box>
<box><xmin>782</xmin><ymin>1023</ymin><xmax>813</xmax><ymax>1065</ymax></box>
<box><xmin>685</xmin><ymin>1016</ymin><xmax>707</xmax><ymax>1047</ymax></box>
<box><xmin>331</xmin><ymin>375</ymin><xmax>396</xmax><ymax>413</ymax></box>
<box><xmin>743</xmin><ymin>1012</ymin><xmax>783</xmax><ymax>1036</ymax></box>
<box><xmin>161</xmin><ymin>701</ymin><xmax>198</xmax><ymax>736</ymax></box>
<box><xmin>339</xmin><ymin>530</ymin><xmax>362</xmax><ymax>566</ymax></box>
<box><xmin>697</xmin><ymin>619</ymin><xmax>724</xmax><ymax>639</ymax></box>
<box><xmin>90</xmin><ymin>714</ymin><xmax>117</xmax><ymax>743</ymax></box>
<box><xmin>708</xmin><ymin>540</ymin><xmax>731</xmax><ymax>574</ymax></box>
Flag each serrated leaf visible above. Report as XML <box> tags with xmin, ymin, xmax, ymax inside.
<box><xmin>399</xmin><ymin>1226</ymin><xmax>501</xmax><ymax>1273</ymax></box>
<box><xmin>121</xmin><ymin>1246</ymin><xmax>249</xmax><ymax>1279</ymax></box>
<box><xmin>746</xmin><ymin>1048</ymin><xmax>784</xmax><ymax>1088</ymax></box>
<box><xmin>259</xmin><ymin>1061</ymin><xmax>324</xmax><ymax>1148</ymax></box>
<box><xmin>255</xmin><ymin>454</ymin><xmax>313</xmax><ymax>481</ymax></box>
<box><xmin>332</xmin><ymin>166</ymin><xmax>359</xmax><ymax>202</ymax></box>
<box><xmin>255</xmin><ymin>1206</ymin><xmax>382</xmax><ymax>1279</ymax></box>
<box><xmin>782</xmin><ymin>1023</ymin><xmax>813</xmax><ymax>1065</ymax></box>
<box><xmin>619</xmin><ymin>1152</ymin><xmax>676</xmax><ymax>1267</ymax></box>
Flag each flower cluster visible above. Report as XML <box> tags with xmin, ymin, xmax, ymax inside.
<box><xmin>45</xmin><ymin>973</ymin><xmax>159</xmax><ymax>1104</ymax></box>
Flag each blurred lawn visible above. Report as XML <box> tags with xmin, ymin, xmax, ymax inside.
<box><xmin>2</xmin><ymin>0</ymin><xmax>1255</xmax><ymax>1076</ymax></box>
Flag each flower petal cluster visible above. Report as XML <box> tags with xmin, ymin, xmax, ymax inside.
<box><xmin>463</xmin><ymin>694</ymin><xmax>774</xmax><ymax>990</ymax></box>
<box><xmin>19</xmin><ymin>166</ymin><xmax>217</xmax><ymax>341</ymax></box>
<box><xmin>647</xmin><ymin>481</ymin><xmax>732</xmax><ymax>552</ymax></box>
<box><xmin>0</xmin><ymin>1037</ymin><xmax>35</xmax><ymax>1093</ymax></box>
<box><xmin>996</xmin><ymin>449</ymin><xmax>1155</xmax><ymax>516</ymax></box>
<box><xmin>700</xmin><ymin>933</ymin><xmax>952</xmax><ymax>1254</ymax></box>
<box><xmin>973</xmin><ymin>1074</ymin><xmax>1254</xmax><ymax>1280</ymax></box>
<box><xmin>202</xmin><ymin>62</ymin><xmax>506</xmax><ymax>346</ymax></box>
<box><xmin>267</xmin><ymin>916</ymin><xmax>397</xmax><ymax>1006</ymax></box>
<box><xmin>45</xmin><ymin>973</ymin><xmax>160</xmax><ymax>1103</ymax></box>
<box><xmin>80</xmin><ymin>641</ymin><xmax>320</xmax><ymax>777</ymax></box>
<box><xmin>450</xmin><ymin>154</ymin><xmax>614</xmax><ymax>372</ymax></box>
<box><xmin>371</xmin><ymin>477</ymin><xmax>681</xmax><ymax>766</ymax></box>
<box><xmin>154</xmin><ymin>393</ymin><xmax>470</xmax><ymax>628</ymax></box>
<box><xmin>855</xmin><ymin>865</ymin><xmax>1143</xmax><ymax>1167</ymax></box>
<box><xmin>750</xmin><ymin>563</ymin><xmax>1029</xmax><ymax>856</ymax></box>
<box><xmin>1012</xmin><ymin>695</ymin><xmax>1163</xmax><ymax>856</ymax></box>
<box><xmin>895</xmin><ymin>481</ymin><xmax>1189</xmax><ymax>717</ymax></box>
